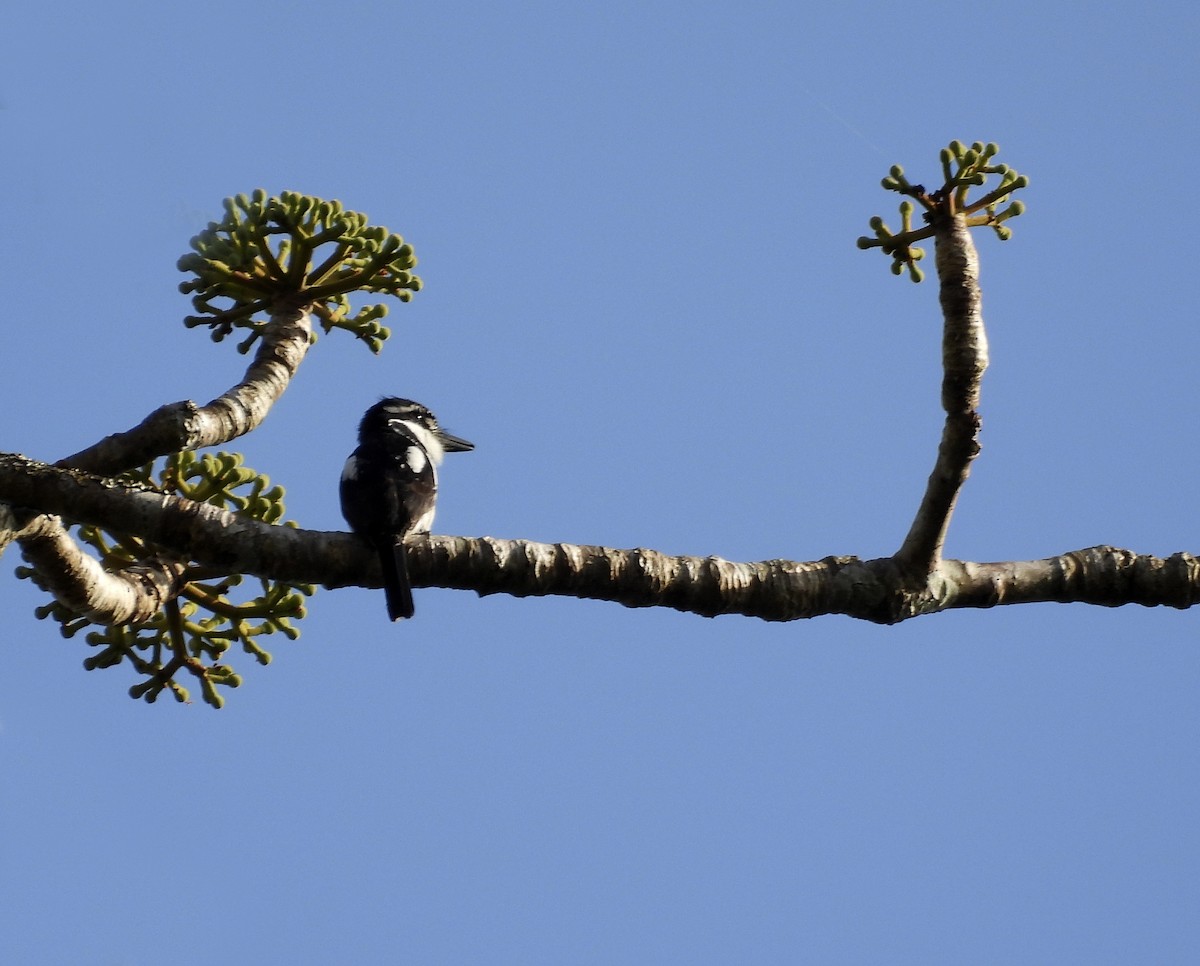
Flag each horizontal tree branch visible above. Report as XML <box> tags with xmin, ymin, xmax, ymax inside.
<box><xmin>3</xmin><ymin>453</ymin><xmax>1197</xmax><ymax>625</ymax></box>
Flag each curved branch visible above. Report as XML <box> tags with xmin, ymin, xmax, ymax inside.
<box><xmin>61</xmin><ymin>306</ymin><xmax>313</xmax><ymax>475</ymax></box>
<box><xmin>17</xmin><ymin>513</ymin><xmax>188</xmax><ymax>624</ymax></box>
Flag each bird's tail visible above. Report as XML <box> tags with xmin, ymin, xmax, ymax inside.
<box><xmin>376</xmin><ymin>536</ymin><xmax>415</xmax><ymax>621</ymax></box>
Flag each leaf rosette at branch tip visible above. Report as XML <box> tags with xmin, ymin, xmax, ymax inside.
<box><xmin>177</xmin><ymin>189</ymin><xmax>421</xmax><ymax>354</ymax></box>
<box><xmin>15</xmin><ymin>450</ymin><xmax>313</xmax><ymax>708</ymax></box>
<box><xmin>857</xmin><ymin>140</ymin><xmax>1028</xmax><ymax>281</ymax></box>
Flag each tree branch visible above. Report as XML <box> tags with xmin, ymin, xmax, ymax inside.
<box><xmin>0</xmin><ymin>308</ymin><xmax>314</xmax><ymax>621</ymax></box>
<box><xmin>60</xmin><ymin>306</ymin><xmax>313</xmax><ymax>475</ymax></box>
<box><xmin>17</xmin><ymin>513</ymin><xmax>188</xmax><ymax>624</ymax></box>
<box><xmin>2</xmin><ymin>454</ymin><xmax>1197</xmax><ymax>624</ymax></box>
<box><xmin>895</xmin><ymin>212</ymin><xmax>986</xmax><ymax>573</ymax></box>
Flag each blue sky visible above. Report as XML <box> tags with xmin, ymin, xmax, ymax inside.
<box><xmin>3</xmin><ymin>2</ymin><xmax>1199</xmax><ymax>963</ymax></box>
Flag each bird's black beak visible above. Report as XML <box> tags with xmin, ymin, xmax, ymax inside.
<box><xmin>438</xmin><ymin>430</ymin><xmax>474</xmax><ymax>453</ymax></box>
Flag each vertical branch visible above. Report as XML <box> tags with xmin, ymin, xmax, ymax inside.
<box><xmin>895</xmin><ymin>213</ymin><xmax>988</xmax><ymax>572</ymax></box>
<box><xmin>858</xmin><ymin>142</ymin><xmax>1025</xmax><ymax>578</ymax></box>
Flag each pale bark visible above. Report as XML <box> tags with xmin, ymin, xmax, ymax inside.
<box><xmin>4</xmin><ymin>215</ymin><xmax>1192</xmax><ymax>626</ymax></box>
<box><xmin>2</xmin><ymin>308</ymin><xmax>312</xmax><ymax>621</ymax></box>
<box><xmin>2</xmin><ymin>453</ymin><xmax>1197</xmax><ymax>624</ymax></box>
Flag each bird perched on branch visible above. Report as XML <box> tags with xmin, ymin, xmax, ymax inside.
<box><xmin>340</xmin><ymin>397</ymin><xmax>474</xmax><ymax>620</ymax></box>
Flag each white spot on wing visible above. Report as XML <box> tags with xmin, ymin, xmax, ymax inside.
<box><xmin>340</xmin><ymin>455</ymin><xmax>359</xmax><ymax>481</ymax></box>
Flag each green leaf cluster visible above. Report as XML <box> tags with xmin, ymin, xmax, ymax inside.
<box><xmin>178</xmin><ymin>189</ymin><xmax>421</xmax><ymax>353</ymax></box>
<box><xmin>17</xmin><ymin>451</ymin><xmax>313</xmax><ymax>708</ymax></box>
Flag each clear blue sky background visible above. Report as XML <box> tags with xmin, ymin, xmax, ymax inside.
<box><xmin>3</xmin><ymin>2</ymin><xmax>1198</xmax><ymax>963</ymax></box>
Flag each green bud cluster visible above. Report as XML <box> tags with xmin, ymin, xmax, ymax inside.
<box><xmin>858</xmin><ymin>141</ymin><xmax>1029</xmax><ymax>282</ymax></box>
<box><xmin>17</xmin><ymin>450</ymin><xmax>313</xmax><ymax>708</ymax></box>
<box><xmin>163</xmin><ymin>450</ymin><xmax>289</xmax><ymax>522</ymax></box>
<box><xmin>178</xmin><ymin>189</ymin><xmax>421</xmax><ymax>353</ymax></box>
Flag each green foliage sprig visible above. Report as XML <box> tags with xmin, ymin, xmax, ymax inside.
<box><xmin>178</xmin><ymin>189</ymin><xmax>421</xmax><ymax>353</ymax></box>
<box><xmin>17</xmin><ymin>451</ymin><xmax>313</xmax><ymax>708</ymax></box>
<box><xmin>857</xmin><ymin>140</ymin><xmax>1028</xmax><ymax>282</ymax></box>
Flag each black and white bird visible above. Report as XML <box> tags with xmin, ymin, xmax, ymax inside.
<box><xmin>340</xmin><ymin>397</ymin><xmax>474</xmax><ymax>621</ymax></box>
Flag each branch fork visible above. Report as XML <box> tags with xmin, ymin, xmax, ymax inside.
<box><xmin>8</xmin><ymin>165</ymin><xmax>1196</xmax><ymax>709</ymax></box>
